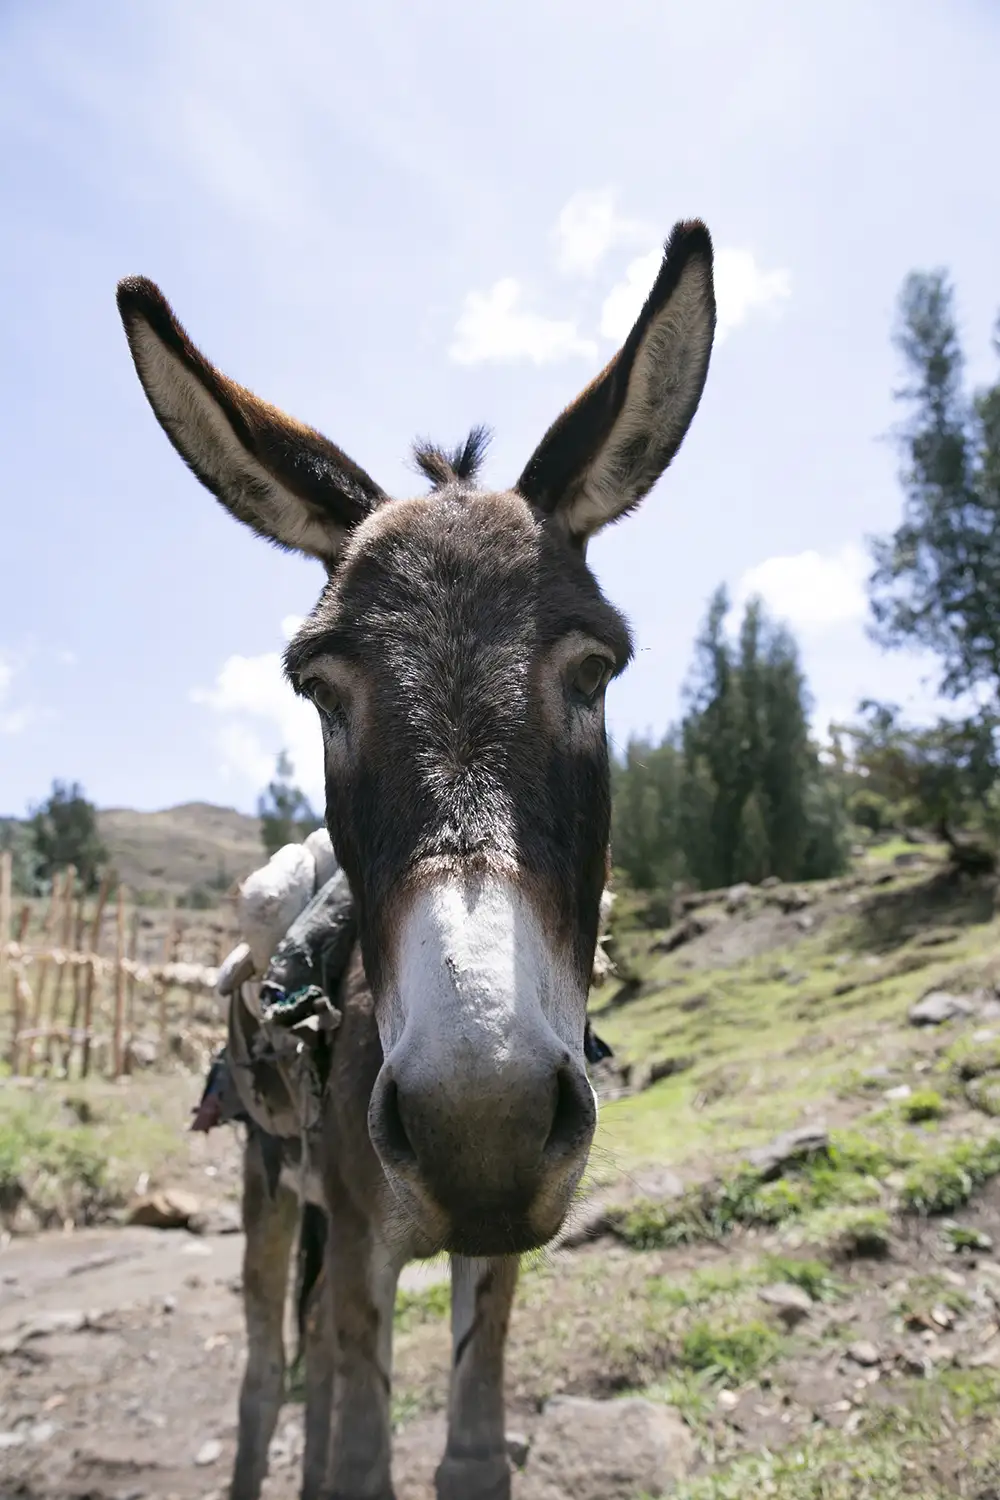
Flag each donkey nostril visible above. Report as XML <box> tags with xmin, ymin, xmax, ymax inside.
<box><xmin>374</xmin><ymin>1076</ymin><xmax>418</xmax><ymax>1171</ymax></box>
<box><xmin>544</xmin><ymin>1065</ymin><xmax>595</xmax><ymax>1160</ymax></box>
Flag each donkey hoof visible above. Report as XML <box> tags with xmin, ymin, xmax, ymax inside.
<box><xmin>434</xmin><ymin>1453</ymin><xmax>511</xmax><ymax>1500</ymax></box>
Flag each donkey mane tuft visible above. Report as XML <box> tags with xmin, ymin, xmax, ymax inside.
<box><xmin>412</xmin><ymin>425</ymin><xmax>492</xmax><ymax>490</ymax></box>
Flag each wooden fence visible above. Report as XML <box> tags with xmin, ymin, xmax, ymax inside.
<box><xmin>0</xmin><ymin>851</ymin><xmax>230</xmax><ymax>1080</ymax></box>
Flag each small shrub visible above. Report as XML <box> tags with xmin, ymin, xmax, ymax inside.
<box><xmin>761</xmin><ymin>1255</ymin><xmax>842</xmax><ymax>1302</ymax></box>
<box><xmin>900</xmin><ymin>1135</ymin><xmax>1000</xmax><ymax>1215</ymax></box>
<box><xmin>679</xmin><ymin>1318</ymin><xmax>780</xmax><ymax>1385</ymax></box>
<box><xmin>802</xmin><ymin>1205</ymin><xmax>893</xmax><ymax>1259</ymax></box>
<box><xmin>948</xmin><ymin>1036</ymin><xmax>1000</xmax><ymax>1082</ymax></box>
<box><xmin>616</xmin><ymin>1194</ymin><xmax>712</xmax><ymax>1249</ymax></box>
<box><xmin>943</xmin><ymin>1222</ymin><xmax>993</xmax><ymax>1253</ymax></box>
<box><xmin>395</xmin><ymin>1282</ymin><xmax>450</xmax><ymax>1330</ymax></box>
<box><xmin>966</xmin><ymin>1076</ymin><xmax>1000</xmax><ymax>1117</ymax></box>
<box><xmin>902</xmin><ymin>1088</ymin><xmax>946</xmax><ymax>1123</ymax></box>
<box><xmin>0</xmin><ymin>1115</ymin><xmax>112</xmax><ymax>1229</ymax></box>
<box><xmin>825</xmin><ymin>1131</ymin><xmax>892</xmax><ymax>1177</ymax></box>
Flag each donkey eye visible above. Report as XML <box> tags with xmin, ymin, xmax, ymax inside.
<box><xmin>572</xmin><ymin>655</ymin><xmax>610</xmax><ymax>702</ymax></box>
<box><xmin>305</xmin><ymin>679</ymin><xmax>343</xmax><ymax>719</ymax></box>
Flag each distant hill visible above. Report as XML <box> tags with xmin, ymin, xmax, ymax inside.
<box><xmin>96</xmin><ymin>802</ymin><xmax>264</xmax><ymax>899</ymax></box>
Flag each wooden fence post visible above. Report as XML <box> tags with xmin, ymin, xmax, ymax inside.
<box><xmin>124</xmin><ymin>906</ymin><xmax>139</xmax><ymax>1074</ymax></box>
<box><xmin>80</xmin><ymin>872</ymin><xmax>112</xmax><ymax>1079</ymax></box>
<box><xmin>28</xmin><ymin>871</ymin><xmax>62</xmax><ymax>1072</ymax></box>
<box><xmin>112</xmin><ymin>885</ymin><xmax>127</xmax><ymax>1079</ymax></box>
<box><xmin>158</xmin><ymin>912</ymin><xmax>178</xmax><ymax>1058</ymax></box>
<box><xmin>1</xmin><ymin>851</ymin><xmax>12</xmax><ymax>1068</ymax></box>
<box><xmin>9</xmin><ymin>904</ymin><xmax>30</xmax><ymax>1073</ymax></box>
<box><xmin>64</xmin><ymin>894</ymin><xmax>87</xmax><ymax>1074</ymax></box>
<box><xmin>45</xmin><ymin>866</ymin><xmax>76</xmax><ymax>1067</ymax></box>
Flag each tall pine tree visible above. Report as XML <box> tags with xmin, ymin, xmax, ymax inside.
<box><xmin>611</xmin><ymin>589</ymin><xmax>847</xmax><ymax>891</ymax></box>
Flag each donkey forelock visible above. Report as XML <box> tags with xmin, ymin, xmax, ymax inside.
<box><xmin>411</xmin><ymin>424</ymin><xmax>492</xmax><ymax>490</ymax></box>
<box><xmin>117</xmin><ymin>217</ymin><xmax>716</xmax><ymax>1253</ymax></box>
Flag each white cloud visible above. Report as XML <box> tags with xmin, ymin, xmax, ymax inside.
<box><xmin>551</xmin><ymin>189</ymin><xmax>649</xmax><ymax>277</ymax></box>
<box><xmin>734</xmin><ymin>543</ymin><xmax>869</xmax><ymax>632</ymax></box>
<box><xmin>449</xmin><ymin>278</ymin><xmax>597</xmax><ymax>366</ymax></box>
<box><xmin>600</xmin><ymin>245</ymin><xmax>792</xmax><ymax>345</ymax></box>
<box><xmin>191</xmin><ymin>616</ymin><xmax>323</xmax><ymax>806</ymax></box>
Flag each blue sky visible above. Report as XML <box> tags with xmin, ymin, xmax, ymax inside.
<box><xmin>2</xmin><ymin>0</ymin><xmax>999</xmax><ymax>816</ymax></box>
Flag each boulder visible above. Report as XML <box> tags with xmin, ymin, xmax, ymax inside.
<box><xmin>517</xmin><ymin>1396</ymin><xmax>694</xmax><ymax>1500</ymax></box>
<box><xmin>725</xmin><ymin>882</ymin><xmax>753</xmax><ymax>913</ymax></box>
<box><xmin>909</xmin><ymin>991</ymin><xmax>974</xmax><ymax>1027</ymax></box>
<box><xmin>758</xmin><ymin>1282</ymin><xmax>813</xmax><ymax>1328</ymax></box>
<box><xmin>632</xmin><ymin>1054</ymin><xmax>694</xmax><ymax>1092</ymax></box>
<box><xmin>128</xmin><ymin>1189</ymin><xmax>200</xmax><ymax>1230</ymax></box>
<box><xmin>745</xmin><ymin>1125</ymin><xmax>829</xmax><ymax>1181</ymax></box>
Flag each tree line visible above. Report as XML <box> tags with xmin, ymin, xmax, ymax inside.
<box><xmin>613</xmin><ymin>258</ymin><xmax>1000</xmax><ymax>890</ymax></box>
<box><xmin>611</xmin><ymin>589</ymin><xmax>847</xmax><ymax>892</ymax></box>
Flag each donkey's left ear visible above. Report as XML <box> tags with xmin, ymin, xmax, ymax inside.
<box><xmin>517</xmin><ymin>220</ymin><xmax>715</xmax><ymax>543</ymax></box>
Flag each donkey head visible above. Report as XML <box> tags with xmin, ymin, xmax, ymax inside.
<box><xmin>117</xmin><ymin>221</ymin><xmax>715</xmax><ymax>1255</ymax></box>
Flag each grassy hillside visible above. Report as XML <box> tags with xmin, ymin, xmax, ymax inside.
<box><xmin>1</xmin><ymin>801</ymin><xmax>264</xmax><ymax>902</ymax></box>
<box><xmin>96</xmin><ymin>801</ymin><xmax>263</xmax><ymax>899</ymax></box>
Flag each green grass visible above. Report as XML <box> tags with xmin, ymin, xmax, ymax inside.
<box><xmin>678</xmin><ymin>1317</ymin><xmax>782</xmax><ymax>1385</ymax></box>
<box><xmin>894</xmin><ymin>1273</ymin><xmax>971</xmax><ymax>1323</ymax></box>
<box><xmin>795</xmin><ymin>1204</ymin><xmax>893</xmax><ymax>1258</ymax></box>
<box><xmin>612</xmin><ymin>1128</ymin><xmax>903</xmax><ymax>1252</ymax></box>
<box><xmin>0</xmin><ymin>1079</ymin><xmax>201</xmax><ymax>1230</ymax></box>
<box><xmin>901</xmin><ymin>1088</ymin><xmax>946</xmax><ymax>1123</ymax></box>
<box><xmin>760</xmin><ymin>1254</ymin><xmax>842</xmax><ymax>1301</ymax></box>
<box><xmin>653</xmin><ymin>1366</ymin><xmax>1000</xmax><ymax>1498</ymax></box>
<box><xmin>900</xmin><ymin>1133</ymin><xmax>1000</xmax><ymax>1215</ymax></box>
<box><xmin>945</xmin><ymin>1033</ymin><xmax>1000</xmax><ymax>1081</ymax></box>
<box><xmin>394</xmin><ymin>1281</ymin><xmax>451</xmax><ymax>1331</ymax></box>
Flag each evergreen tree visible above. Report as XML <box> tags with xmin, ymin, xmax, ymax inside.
<box><xmin>870</xmin><ymin>269</ymin><xmax>1000</xmax><ymax>703</ymax></box>
<box><xmin>258</xmin><ymin>751</ymin><xmax>323</xmax><ymax>858</ymax></box>
<box><xmin>28</xmin><ymin>781</ymin><xmax>107</xmax><ymax>892</ymax></box>
<box><xmin>611</xmin><ymin>588</ymin><xmax>847</xmax><ymax>892</ymax></box>
<box><xmin>759</xmin><ymin>623</ymin><xmax>811</xmax><ymax>879</ymax></box>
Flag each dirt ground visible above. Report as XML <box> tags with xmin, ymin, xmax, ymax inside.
<box><xmin>3</xmin><ymin>1151</ymin><xmax>1000</xmax><ymax>1499</ymax></box>
<box><xmin>0</xmin><ymin>1121</ymin><xmax>461</xmax><ymax>1500</ymax></box>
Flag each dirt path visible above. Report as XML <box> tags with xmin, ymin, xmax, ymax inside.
<box><xmin>0</xmin><ymin>1226</ymin><xmax>451</xmax><ymax>1500</ymax></box>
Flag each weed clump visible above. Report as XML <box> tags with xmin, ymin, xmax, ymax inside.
<box><xmin>679</xmin><ymin>1317</ymin><xmax>780</xmax><ymax>1384</ymax></box>
<box><xmin>966</xmin><ymin>1075</ymin><xmax>1000</xmax><ymax>1116</ymax></box>
<box><xmin>900</xmin><ymin>1134</ymin><xmax>1000</xmax><ymax>1215</ymax></box>
<box><xmin>947</xmin><ymin>1035</ymin><xmax>1000</xmax><ymax>1082</ymax></box>
<box><xmin>394</xmin><ymin>1282</ymin><xmax>450</xmax><ymax>1330</ymax></box>
<box><xmin>805</xmin><ymin>1205</ymin><xmax>893</xmax><ymax>1259</ymax></box>
<box><xmin>615</xmin><ymin>1130</ymin><xmax>897</xmax><ymax>1250</ymax></box>
<box><xmin>760</xmin><ymin>1254</ymin><xmax>842</xmax><ymax>1301</ymax></box>
<box><xmin>901</xmin><ymin>1088</ymin><xmax>946</xmax><ymax>1123</ymax></box>
<box><xmin>0</xmin><ymin>1113</ymin><xmax>113</xmax><ymax>1230</ymax></box>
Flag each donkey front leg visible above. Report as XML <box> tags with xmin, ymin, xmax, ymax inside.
<box><xmin>230</xmin><ymin>1130</ymin><xmax>300</xmax><ymax>1500</ymax></box>
<box><xmin>435</xmin><ymin>1256</ymin><xmax>519</xmax><ymax>1500</ymax></box>
<box><xmin>301</xmin><ymin>1220</ymin><xmax>335</xmax><ymax>1500</ymax></box>
<box><xmin>324</xmin><ymin>1215</ymin><xmax>402</xmax><ymax>1500</ymax></box>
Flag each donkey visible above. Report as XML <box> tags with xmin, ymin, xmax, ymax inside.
<box><xmin>116</xmin><ymin>217</ymin><xmax>716</xmax><ymax>1500</ymax></box>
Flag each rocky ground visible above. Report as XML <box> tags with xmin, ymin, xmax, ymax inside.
<box><xmin>4</xmin><ymin>845</ymin><xmax>1000</xmax><ymax>1498</ymax></box>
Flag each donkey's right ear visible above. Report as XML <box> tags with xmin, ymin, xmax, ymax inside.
<box><xmin>116</xmin><ymin>277</ymin><xmax>385</xmax><ymax>567</ymax></box>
